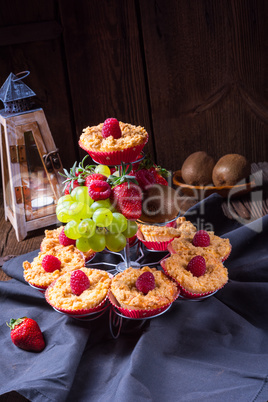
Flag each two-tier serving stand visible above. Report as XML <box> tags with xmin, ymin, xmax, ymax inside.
<box><xmin>67</xmin><ymin>152</ymin><xmax>179</xmax><ymax>337</ymax></box>
<box><xmin>53</xmin><ymin>152</ymin><xmax>214</xmax><ymax>337</ymax></box>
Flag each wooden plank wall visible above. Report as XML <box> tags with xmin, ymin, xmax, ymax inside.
<box><xmin>0</xmin><ymin>0</ymin><xmax>267</xmax><ymax>175</ymax></box>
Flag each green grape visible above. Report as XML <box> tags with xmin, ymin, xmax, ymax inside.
<box><xmin>68</xmin><ymin>201</ymin><xmax>84</xmax><ymax>216</ymax></box>
<box><xmin>122</xmin><ymin>220</ymin><xmax>138</xmax><ymax>238</ymax></box>
<box><xmin>105</xmin><ymin>233</ymin><xmax>127</xmax><ymax>252</ymax></box>
<box><xmin>93</xmin><ymin>208</ymin><xmax>113</xmax><ymax>227</ymax></box>
<box><xmin>68</xmin><ymin>201</ymin><xmax>92</xmax><ymax>221</ymax></box>
<box><xmin>57</xmin><ymin>209</ymin><xmax>72</xmax><ymax>223</ymax></box>
<box><xmin>107</xmin><ymin>212</ymin><xmax>127</xmax><ymax>234</ymax></box>
<box><xmin>57</xmin><ymin>194</ymin><xmax>73</xmax><ymax>205</ymax></box>
<box><xmin>56</xmin><ymin>201</ymin><xmax>73</xmax><ymax>216</ymax></box>
<box><xmin>71</xmin><ymin>186</ymin><xmax>94</xmax><ymax>206</ymax></box>
<box><xmin>78</xmin><ymin>219</ymin><xmax>96</xmax><ymax>238</ymax></box>
<box><xmin>90</xmin><ymin>199</ymin><xmax>112</xmax><ymax>212</ymax></box>
<box><xmin>79</xmin><ymin>204</ymin><xmax>94</xmax><ymax>220</ymax></box>
<box><xmin>76</xmin><ymin>237</ymin><xmax>91</xmax><ymax>252</ymax></box>
<box><xmin>64</xmin><ymin>220</ymin><xmax>81</xmax><ymax>240</ymax></box>
<box><xmin>86</xmin><ymin>232</ymin><xmax>106</xmax><ymax>252</ymax></box>
<box><xmin>95</xmin><ymin>164</ymin><xmax>111</xmax><ymax>177</ymax></box>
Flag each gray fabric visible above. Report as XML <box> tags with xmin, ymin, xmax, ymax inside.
<box><xmin>1</xmin><ymin>194</ymin><xmax>268</xmax><ymax>402</ymax></box>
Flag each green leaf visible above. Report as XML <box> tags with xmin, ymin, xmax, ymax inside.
<box><xmin>6</xmin><ymin>317</ymin><xmax>26</xmax><ymax>330</ymax></box>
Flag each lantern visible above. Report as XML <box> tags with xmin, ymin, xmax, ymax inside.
<box><xmin>0</xmin><ymin>71</ymin><xmax>64</xmax><ymax>241</ymax></box>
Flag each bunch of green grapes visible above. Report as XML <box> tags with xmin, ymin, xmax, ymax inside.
<box><xmin>56</xmin><ymin>170</ymin><xmax>137</xmax><ymax>253</ymax></box>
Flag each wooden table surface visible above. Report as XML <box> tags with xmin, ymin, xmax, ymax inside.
<box><xmin>0</xmin><ymin>162</ymin><xmax>267</xmax><ymax>402</ymax></box>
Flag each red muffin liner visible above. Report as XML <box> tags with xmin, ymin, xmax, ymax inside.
<box><xmin>167</xmin><ymin>243</ymin><xmax>232</xmax><ymax>262</ymax></box>
<box><xmin>108</xmin><ymin>288</ymin><xmax>180</xmax><ymax>319</ymax></box>
<box><xmin>128</xmin><ymin>235</ymin><xmax>138</xmax><ymax>247</ymax></box>
<box><xmin>27</xmin><ymin>281</ymin><xmax>47</xmax><ymax>293</ymax></box>
<box><xmin>45</xmin><ymin>281</ymin><xmax>110</xmax><ymax>316</ymax></box>
<box><xmin>137</xmin><ymin>229</ymin><xmax>175</xmax><ymax>251</ymax></box>
<box><xmin>167</xmin><ymin>242</ymin><xmax>176</xmax><ymax>254</ymax></box>
<box><xmin>221</xmin><ymin>246</ymin><xmax>232</xmax><ymax>262</ymax></box>
<box><xmin>84</xmin><ymin>251</ymin><xmax>96</xmax><ymax>262</ymax></box>
<box><xmin>160</xmin><ymin>257</ymin><xmax>224</xmax><ymax>300</ymax></box>
<box><xmin>79</xmin><ymin>139</ymin><xmax>148</xmax><ymax>165</ymax></box>
<box><xmin>165</xmin><ymin>220</ymin><xmax>177</xmax><ymax>228</ymax></box>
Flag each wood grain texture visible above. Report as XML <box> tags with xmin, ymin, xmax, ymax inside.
<box><xmin>0</xmin><ymin>0</ymin><xmax>267</xmax><ymax>175</ymax></box>
<box><xmin>139</xmin><ymin>0</ymin><xmax>268</xmax><ymax>170</ymax></box>
<box><xmin>0</xmin><ymin>21</ymin><xmax>62</xmax><ymax>46</ymax></box>
<box><xmin>0</xmin><ymin>0</ymin><xmax>78</xmax><ymax>171</ymax></box>
<box><xmin>58</xmin><ymin>0</ymin><xmax>155</xmax><ymax>162</ymax></box>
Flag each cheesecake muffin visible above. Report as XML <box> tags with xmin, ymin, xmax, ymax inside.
<box><xmin>79</xmin><ymin>119</ymin><xmax>148</xmax><ymax>165</ymax></box>
<box><xmin>109</xmin><ymin>266</ymin><xmax>179</xmax><ymax>318</ymax></box>
<box><xmin>45</xmin><ymin>268</ymin><xmax>111</xmax><ymax>315</ymax></box>
<box><xmin>23</xmin><ymin>245</ymin><xmax>85</xmax><ymax>290</ymax></box>
<box><xmin>40</xmin><ymin>226</ymin><xmax>96</xmax><ymax>262</ymax></box>
<box><xmin>161</xmin><ymin>251</ymin><xmax>228</xmax><ymax>298</ymax></box>
<box><xmin>137</xmin><ymin>223</ymin><xmax>181</xmax><ymax>251</ymax></box>
<box><xmin>175</xmin><ymin>217</ymin><xmax>197</xmax><ymax>237</ymax></box>
<box><xmin>168</xmin><ymin>229</ymin><xmax>231</xmax><ymax>262</ymax></box>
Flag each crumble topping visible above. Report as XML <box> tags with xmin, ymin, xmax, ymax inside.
<box><xmin>23</xmin><ymin>245</ymin><xmax>85</xmax><ymax>288</ymax></box>
<box><xmin>46</xmin><ymin>268</ymin><xmax>111</xmax><ymax>310</ymax></box>
<box><xmin>79</xmin><ymin>121</ymin><xmax>148</xmax><ymax>152</ymax></box>
<box><xmin>163</xmin><ymin>252</ymin><xmax>228</xmax><ymax>294</ymax></box>
<box><xmin>170</xmin><ymin>231</ymin><xmax>231</xmax><ymax>261</ymax></box>
<box><xmin>111</xmin><ymin>266</ymin><xmax>178</xmax><ymax>310</ymax></box>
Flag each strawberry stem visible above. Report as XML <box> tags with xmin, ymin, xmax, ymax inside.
<box><xmin>107</xmin><ymin>162</ymin><xmax>138</xmax><ymax>188</ymax></box>
<box><xmin>7</xmin><ymin>317</ymin><xmax>26</xmax><ymax>330</ymax></box>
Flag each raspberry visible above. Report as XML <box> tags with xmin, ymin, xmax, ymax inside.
<box><xmin>102</xmin><ymin>118</ymin><xmax>121</xmax><ymax>139</ymax></box>
<box><xmin>136</xmin><ymin>272</ymin><xmax>155</xmax><ymax>294</ymax></box>
<box><xmin>187</xmin><ymin>255</ymin><xmax>206</xmax><ymax>277</ymax></box>
<box><xmin>85</xmin><ymin>173</ymin><xmax>107</xmax><ymax>187</ymax></box>
<box><xmin>192</xmin><ymin>230</ymin><xmax>210</xmax><ymax>247</ymax></box>
<box><xmin>41</xmin><ymin>255</ymin><xmax>61</xmax><ymax>273</ymax></box>
<box><xmin>134</xmin><ymin>169</ymin><xmax>156</xmax><ymax>190</ymax></box>
<box><xmin>59</xmin><ymin>229</ymin><xmax>76</xmax><ymax>247</ymax></box>
<box><xmin>88</xmin><ymin>180</ymin><xmax>111</xmax><ymax>201</ymax></box>
<box><xmin>70</xmin><ymin>270</ymin><xmax>90</xmax><ymax>296</ymax></box>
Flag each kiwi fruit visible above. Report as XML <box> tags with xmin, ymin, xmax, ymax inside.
<box><xmin>212</xmin><ymin>154</ymin><xmax>250</xmax><ymax>186</ymax></box>
<box><xmin>140</xmin><ymin>184</ymin><xmax>179</xmax><ymax>223</ymax></box>
<box><xmin>181</xmin><ymin>151</ymin><xmax>215</xmax><ymax>186</ymax></box>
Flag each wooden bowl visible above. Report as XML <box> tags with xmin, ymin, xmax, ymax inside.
<box><xmin>173</xmin><ymin>170</ymin><xmax>255</xmax><ymax>198</ymax></box>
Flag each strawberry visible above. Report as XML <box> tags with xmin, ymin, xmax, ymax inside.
<box><xmin>149</xmin><ymin>167</ymin><xmax>169</xmax><ymax>186</ymax></box>
<box><xmin>7</xmin><ymin>317</ymin><xmax>45</xmax><ymax>352</ymax></box>
<box><xmin>134</xmin><ymin>154</ymin><xmax>170</xmax><ymax>186</ymax></box>
<box><xmin>187</xmin><ymin>255</ymin><xmax>206</xmax><ymax>277</ymax></box>
<box><xmin>88</xmin><ymin>180</ymin><xmax>112</xmax><ymax>201</ymax></box>
<box><xmin>102</xmin><ymin>118</ymin><xmax>121</xmax><ymax>139</ymax></box>
<box><xmin>70</xmin><ymin>270</ymin><xmax>90</xmax><ymax>296</ymax></box>
<box><xmin>111</xmin><ymin>182</ymin><xmax>142</xmax><ymax>220</ymax></box>
<box><xmin>64</xmin><ymin>178</ymin><xmax>80</xmax><ymax>195</ymax></box>
<box><xmin>108</xmin><ymin>163</ymin><xmax>142</xmax><ymax>220</ymax></box>
<box><xmin>192</xmin><ymin>230</ymin><xmax>210</xmax><ymax>247</ymax></box>
<box><xmin>60</xmin><ymin>156</ymin><xmax>96</xmax><ymax>195</ymax></box>
<box><xmin>133</xmin><ymin>169</ymin><xmax>156</xmax><ymax>190</ymax></box>
<box><xmin>59</xmin><ymin>229</ymin><xmax>76</xmax><ymax>247</ymax></box>
<box><xmin>136</xmin><ymin>272</ymin><xmax>155</xmax><ymax>294</ymax></box>
<box><xmin>42</xmin><ymin>255</ymin><xmax>61</xmax><ymax>272</ymax></box>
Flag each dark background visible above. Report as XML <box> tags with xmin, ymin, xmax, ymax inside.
<box><xmin>0</xmin><ymin>0</ymin><xmax>267</xmax><ymax>173</ymax></box>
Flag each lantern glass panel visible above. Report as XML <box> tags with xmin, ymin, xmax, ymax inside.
<box><xmin>0</xmin><ymin>124</ymin><xmax>12</xmax><ymax>211</ymax></box>
<box><xmin>24</xmin><ymin>131</ymin><xmax>55</xmax><ymax>213</ymax></box>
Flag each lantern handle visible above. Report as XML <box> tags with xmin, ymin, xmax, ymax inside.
<box><xmin>12</xmin><ymin>71</ymin><xmax>30</xmax><ymax>82</ymax></box>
